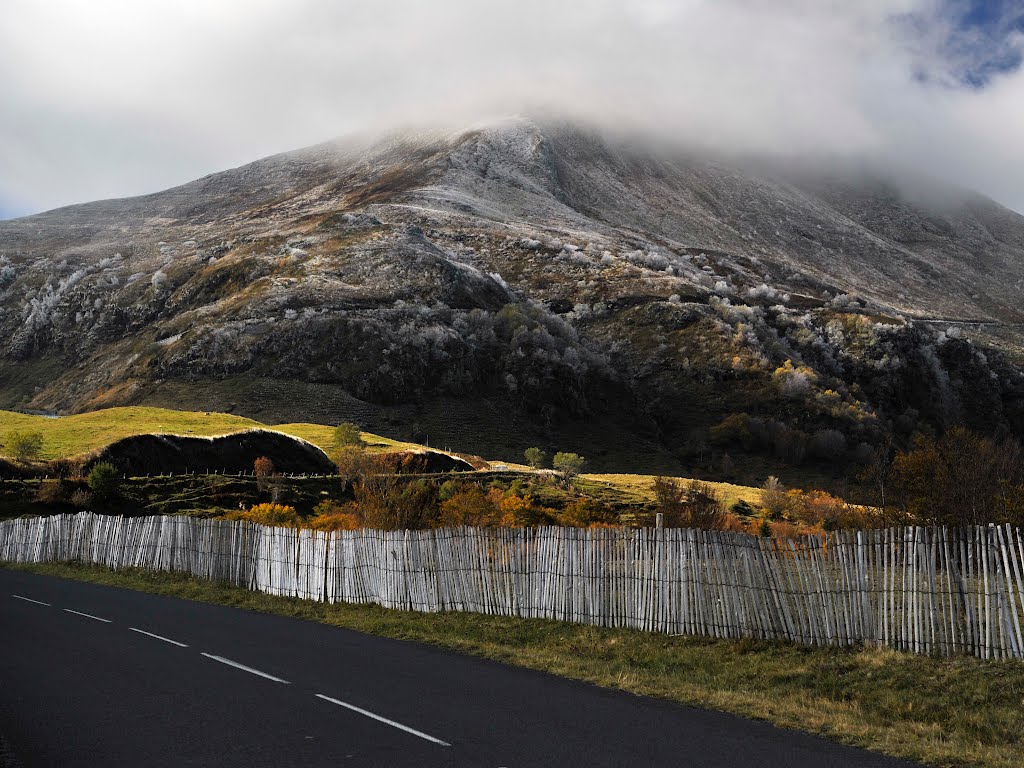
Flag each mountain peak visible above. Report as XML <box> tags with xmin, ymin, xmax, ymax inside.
<box><xmin>2</xmin><ymin>120</ymin><xmax>1024</xmax><ymax>474</ymax></box>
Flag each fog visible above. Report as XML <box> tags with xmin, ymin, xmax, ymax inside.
<box><xmin>1</xmin><ymin>0</ymin><xmax>1023</xmax><ymax>216</ymax></box>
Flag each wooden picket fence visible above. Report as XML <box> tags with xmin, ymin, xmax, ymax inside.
<box><xmin>2</xmin><ymin>512</ymin><xmax>1024</xmax><ymax>660</ymax></box>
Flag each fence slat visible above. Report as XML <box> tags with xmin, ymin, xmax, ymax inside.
<box><xmin>4</xmin><ymin>513</ymin><xmax>1023</xmax><ymax>660</ymax></box>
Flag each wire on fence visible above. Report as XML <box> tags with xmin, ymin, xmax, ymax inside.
<box><xmin>2</xmin><ymin>512</ymin><xmax>1023</xmax><ymax>659</ymax></box>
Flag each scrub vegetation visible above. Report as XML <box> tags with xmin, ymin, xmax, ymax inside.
<box><xmin>6</xmin><ymin>407</ymin><xmax>1024</xmax><ymax>535</ymax></box>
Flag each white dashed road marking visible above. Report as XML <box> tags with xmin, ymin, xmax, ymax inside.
<box><xmin>12</xmin><ymin>586</ymin><xmax>454</xmax><ymax>751</ymax></box>
<box><xmin>11</xmin><ymin>594</ymin><xmax>50</xmax><ymax>606</ymax></box>
<box><xmin>63</xmin><ymin>608</ymin><xmax>112</xmax><ymax>623</ymax></box>
<box><xmin>129</xmin><ymin>627</ymin><xmax>189</xmax><ymax>647</ymax></box>
<box><xmin>315</xmin><ymin>693</ymin><xmax>451</xmax><ymax>746</ymax></box>
<box><xmin>201</xmin><ymin>653</ymin><xmax>290</xmax><ymax>683</ymax></box>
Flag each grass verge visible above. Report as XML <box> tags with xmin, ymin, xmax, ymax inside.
<box><xmin>4</xmin><ymin>561</ymin><xmax>1022</xmax><ymax>767</ymax></box>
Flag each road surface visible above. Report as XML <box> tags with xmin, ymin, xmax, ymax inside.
<box><xmin>0</xmin><ymin>568</ymin><xmax>916</xmax><ymax>767</ymax></box>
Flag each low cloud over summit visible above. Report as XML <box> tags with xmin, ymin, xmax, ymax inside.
<box><xmin>1</xmin><ymin>0</ymin><xmax>1023</xmax><ymax>215</ymax></box>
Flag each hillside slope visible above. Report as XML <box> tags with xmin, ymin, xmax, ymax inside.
<box><xmin>2</xmin><ymin>118</ymin><xmax>1024</xmax><ymax>477</ymax></box>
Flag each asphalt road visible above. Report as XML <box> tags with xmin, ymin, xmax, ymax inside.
<box><xmin>0</xmin><ymin>569</ymin><xmax>917</xmax><ymax>768</ymax></box>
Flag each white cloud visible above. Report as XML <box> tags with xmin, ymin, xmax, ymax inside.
<box><xmin>0</xmin><ymin>0</ymin><xmax>1022</xmax><ymax>214</ymax></box>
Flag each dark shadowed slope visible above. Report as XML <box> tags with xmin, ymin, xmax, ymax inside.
<box><xmin>87</xmin><ymin>429</ymin><xmax>336</xmax><ymax>475</ymax></box>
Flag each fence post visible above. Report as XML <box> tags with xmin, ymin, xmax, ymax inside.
<box><xmin>4</xmin><ymin>513</ymin><xmax>1021</xmax><ymax>661</ymax></box>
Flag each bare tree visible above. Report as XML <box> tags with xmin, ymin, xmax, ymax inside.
<box><xmin>888</xmin><ymin>427</ymin><xmax>1024</xmax><ymax>526</ymax></box>
<box><xmin>651</xmin><ymin>477</ymin><xmax>726</xmax><ymax>530</ymax></box>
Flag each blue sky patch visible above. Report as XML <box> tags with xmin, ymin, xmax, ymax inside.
<box><xmin>943</xmin><ymin>0</ymin><xmax>1024</xmax><ymax>87</ymax></box>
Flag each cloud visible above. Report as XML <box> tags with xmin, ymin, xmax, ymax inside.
<box><xmin>0</xmin><ymin>0</ymin><xmax>1022</xmax><ymax>215</ymax></box>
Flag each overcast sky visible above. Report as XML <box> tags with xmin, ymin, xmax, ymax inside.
<box><xmin>1</xmin><ymin>0</ymin><xmax>1023</xmax><ymax>218</ymax></box>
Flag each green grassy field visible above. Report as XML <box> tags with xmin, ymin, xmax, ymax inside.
<box><xmin>5</xmin><ymin>560</ymin><xmax>1022</xmax><ymax>768</ymax></box>
<box><xmin>271</xmin><ymin>421</ymin><xmax>422</xmax><ymax>455</ymax></box>
<box><xmin>0</xmin><ymin>406</ymin><xmax>766</xmax><ymax>505</ymax></box>
<box><xmin>0</xmin><ymin>407</ymin><xmax>420</xmax><ymax>461</ymax></box>
<box><xmin>0</xmin><ymin>407</ymin><xmax>263</xmax><ymax>459</ymax></box>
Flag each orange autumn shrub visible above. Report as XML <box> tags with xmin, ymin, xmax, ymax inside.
<box><xmin>309</xmin><ymin>511</ymin><xmax>362</xmax><ymax>531</ymax></box>
<box><xmin>720</xmin><ymin>513</ymin><xmax>750</xmax><ymax>533</ymax></box>
<box><xmin>437</xmin><ymin>486</ymin><xmax>501</xmax><ymax>527</ymax></box>
<box><xmin>499</xmin><ymin>492</ymin><xmax>555</xmax><ymax>526</ymax></box>
<box><xmin>559</xmin><ymin>497</ymin><xmax>616</xmax><ymax>527</ymax></box>
<box><xmin>783</xmin><ymin>489</ymin><xmax>881</xmax><ymax>531</ymax></box>
<box><xmin>253</xmin><ymin>456</ymin><xmax>275</xmax><ymax>478</ymax></box>
<box><xmin>309</xmin><ymin>499</ymin><xmax>362</xmax><ymax>531</ymax></box>
<box><xmin>767</xmin><ymin>519</ymin><xmax>801</xmax><ymax>539</ymax></box>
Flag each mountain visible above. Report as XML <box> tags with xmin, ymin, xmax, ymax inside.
<box><xmin>2</xmin><ymin>117</ymin><xmax>1024</xmax><ymax>478</ymax></box>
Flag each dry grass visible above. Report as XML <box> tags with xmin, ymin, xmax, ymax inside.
<box><xmin>583</xmin><ymin>472</ymin><xmax>764</xmax><ymax>509</ymax></box>
<box><xmin>6</xmin><ymin>561</ymin><xmax>1023</xmax><ymax>768</ymax></box>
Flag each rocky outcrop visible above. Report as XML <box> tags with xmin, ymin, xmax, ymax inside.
<box><xmin>3</xmin><ymin>118</ymin><xmax>1024</xmax><ymax>475</ymax></box>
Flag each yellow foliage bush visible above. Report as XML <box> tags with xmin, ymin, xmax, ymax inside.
<box><xmin>771</xmin><ymin>359</ymin><xmax>817</xmax><ymax>399</ymax></box>
<box><xmin>309</xmin><ymin>499</ymin><xmax>362</xmax><ymax>531</ymax></box>
<box><xmin>498</xmin><ymin>492</ymin><xmax>554</xmax><ymax>527</ymax></box>
<box><xmin>309</xmin><ymin>511</ymin><xmax>362</xmax><ymax>531</ymax></box>
<box><xmin>230</xmin><ymin>503</ymin><xmax>302</xmax><ymax>528</ymax></box>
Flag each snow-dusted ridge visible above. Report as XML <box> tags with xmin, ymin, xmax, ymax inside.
<box><xmin>1</xmin><ymin>116</ymin><xmax>1023</xmax><ymax>470</ymax></box>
